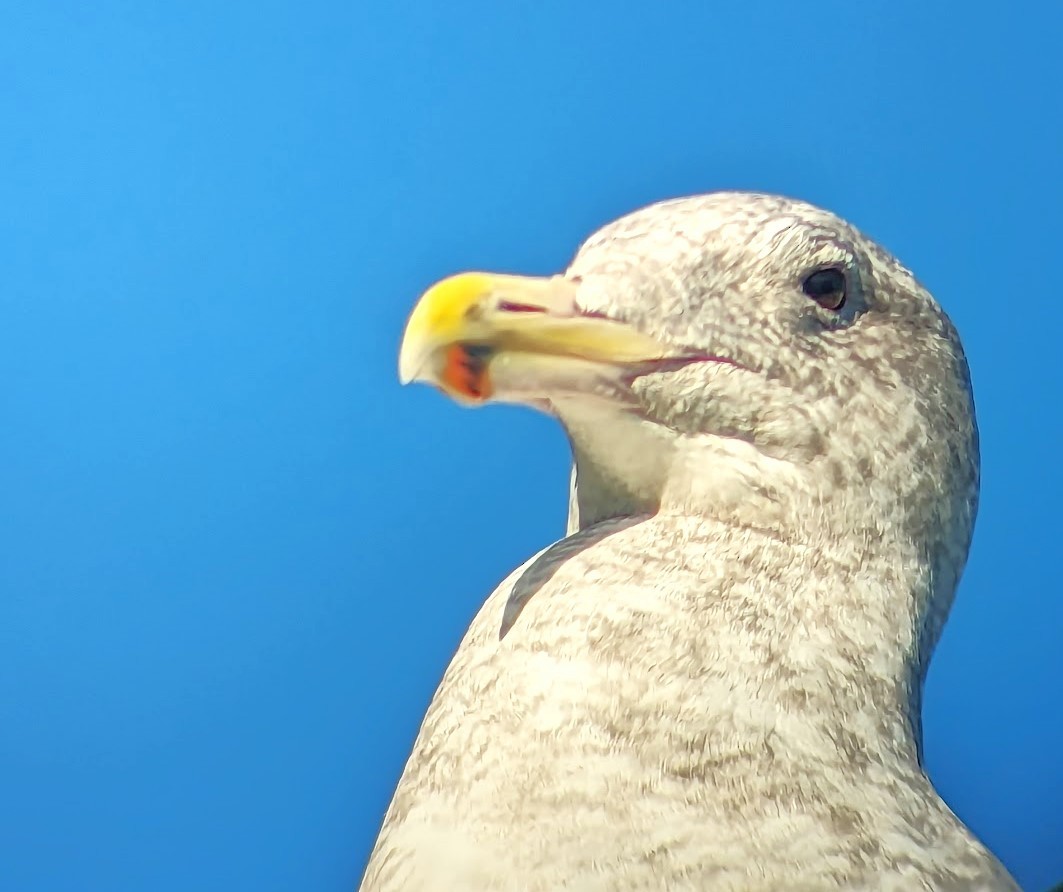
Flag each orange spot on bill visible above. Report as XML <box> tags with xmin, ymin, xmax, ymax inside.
<box><xmin>441</xmin><ymin>343</ymin><xmax>493</xmax><ymax>402</ymax></box>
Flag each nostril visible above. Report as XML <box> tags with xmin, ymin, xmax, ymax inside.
<box><xmin>497</xmin><ymin>301</ymin><xmax>548</xmax><ymax>314</ymax></box>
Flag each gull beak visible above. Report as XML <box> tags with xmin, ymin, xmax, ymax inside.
<box><xmin>398</xmin><ymin>272</ymin><xmax>677</xmax><ymax>406</ymax></box>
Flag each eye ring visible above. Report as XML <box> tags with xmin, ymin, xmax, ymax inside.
<box><xmin>801</xmin><ymin>267</ymin><xmax>847</xmax><ymax>311</ymax></box>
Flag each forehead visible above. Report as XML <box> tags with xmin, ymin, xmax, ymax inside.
<box><xmin>568</xmin><ymin>193</ymin><xmax>941</xmax><ymax>328</ymax></box>
<box><xmin>573</xmin><ymin>193</ymin><xmax>863</xmax><ymax>279</ymax></box>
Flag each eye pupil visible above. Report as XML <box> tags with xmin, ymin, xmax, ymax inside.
<box><xmin>802</xmin><ymin>268</ymin><xmax>847</xmax><ymax>310</ymax></box>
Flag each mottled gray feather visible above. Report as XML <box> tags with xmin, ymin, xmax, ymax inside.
<box><xmin>362</xmin><ymin>193</ymin><xmax>1016</xmax><ymax>890</ymax></box>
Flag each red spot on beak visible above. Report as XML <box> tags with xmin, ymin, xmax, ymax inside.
<box><xmin>441</xmin><ymin>344</ymin><xmax>493</xmax><ymax>402</ymax></box>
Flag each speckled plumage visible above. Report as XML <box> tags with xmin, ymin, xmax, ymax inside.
<box><xmin>365</xmin><ymin>194</ymin><xmax>1017</xmax><ymax>890</ymax></box>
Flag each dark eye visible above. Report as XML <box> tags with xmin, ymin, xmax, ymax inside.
<box><xmin>801</xmin><ymin>267</ymin><xmax>847</xmax><ymax>311</ymax></box>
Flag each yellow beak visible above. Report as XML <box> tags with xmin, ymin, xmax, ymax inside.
<box><xmin>398</xmin><ymin>272</ymin><xmax>675</xmax><ymax>405</ymax></box>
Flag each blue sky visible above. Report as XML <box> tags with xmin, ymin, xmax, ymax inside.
<box><xmin>1</xmin><ymin>1</ymin><xmax>1061</xmax><ymax>890</ymax></box>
